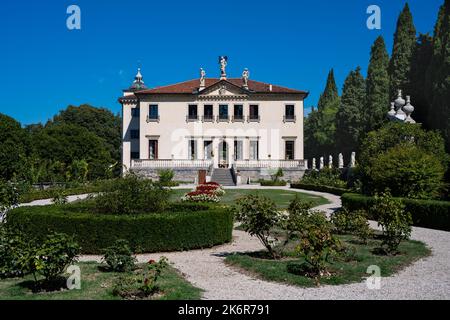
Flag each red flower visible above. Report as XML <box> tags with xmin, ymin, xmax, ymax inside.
<box><xmin>148</xmin><ymin>259</ymin><xmax>156</xmax><ymax>265</ymax></box>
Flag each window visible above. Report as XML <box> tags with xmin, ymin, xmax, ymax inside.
<box><xmin>203</xmin><ymin>105</ymin><xmax>213</xmax><ymax>121</ymax></box>
<box><xmin>131</xmin><ymin>108</ymin><xmax>140</xmax><ymax>117</ymax></box>
<box><xmin>219</xmin><ymin>105</ymin><xmax>229</xmax><ymax>121</ymax></box>
<box><xmin>204</xmin><ymin>140</ymin><xmax>213</xmax><ymax>160</ymax></box>
<box><xmin>130</xmin><ymin>129</ymin><xmax>139</xmax><ymax>139</ymax></box>
<box><xmin>249</xmin><ymin>105</ymin><xmax>259</xmax><ymax>121</ymax></box>
<box><xmin>250</xmin><ymin>140</ymin><xmax>259</xmax><ymax>160</ymax></box>
<box><xmin>285</xmin><ymin>105</ymin><xmax>295</xmax><ymax>121</ymax></box>
<box><xmin>148</xmin><ymin>105</ymin><xmax>159</xmax><ymax>120</ymax></box>
<box><xmin>188</xmin><ymin>140</ymin><xmax>197</xmax><ymax>160</ymax></box>
<box><xmin>285</xmin><ymin>141</ymin><xmax>295</xmax><ymax>160</ymax></box>
<box><xmin>188</xmin><ymin>105</ymin><xmax>198</xmax><ymax>120</ymax></box>
<box><xmin>130</xmin><ymin>151</ymin><xmax>140</xmax><ymax>159</ymax></box>
<box><xmin>234</xmin><ymin>140</ymin><xmax>243</xmax><ymax>160</ymax></box>
<box><xmin>233</xmin><ymin>105</ymin><xmax>243</xmax><ymax>121</ymax></box>
<box><xmin>149</xmin><ymin>140</ymin><xmax>158</xmax><ymax>160</ymax></box>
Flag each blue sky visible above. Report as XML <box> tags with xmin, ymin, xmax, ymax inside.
<box><xmin>0</xmin><ymin>0</ymin><xmax>443</xmax><ymax>125</ymax></box>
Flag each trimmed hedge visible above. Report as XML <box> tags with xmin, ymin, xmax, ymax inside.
<box><xmin>6</xmin><ymin>203</ymin><xmax>234</xmax><ymax>254</ymax></box>
<box><xmin>19</xmin><ymin>183</ymin><xmax>109</xmax><ymax>203</ymax></box>
<box><xmin>259</xmin><ymin>180</ymin><xmax>287</xmax><ymax>187</ymax></box>
<box><xmin>341</xmin><ymin>193</ymin><xmax>450</xmax><ymax>231</ymax></box>
<box><xmin>291</xmin><ymin>183</ymin><xmax>349</xmax><ymax>196</ymax></box>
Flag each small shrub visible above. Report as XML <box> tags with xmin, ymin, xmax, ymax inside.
<box><xmin>158</xmin><ymin>169</ymin><xmax>178</xmax><ymax>187</ymax></box>
<box><xmin>112</xmin><ymin>257</ymin><xmax>168</xmax><ymax>299</ymax></box>
<box><xmin>93</xmin><ymin>174</ymin><xmax>170</xmax><ymax>214</ymax></box>
<box><xmin>370</xmin><ymin>191</ymin><xmax>412</xmax><ymax>254</ymax></box>
<box><xmin>331</xmin><ymin>209</ymin><xmax>373</xmax><ymax>243</ymax></box>
<box><xmin>0</xmin><ymin>226</ymin><xmax>28</xmax><ymax>278</ymax></box>
<box><xmin>234</xmin><ymin>194</ymin><xmax>280</xmax><ymax>259</ymax></box>
<box><xmin>300</xmin><ymin>167</ymin><xmax>347</xmax><ymax>189</ymax></box>
<box><xmin>260</xmin><ymin>180</ymin><xmax>287</xmax><ymax>186</ymax></box>
<box><xmin>282</xmin><ymin>195</ymin><xmax>313</xmax><ymax>241</ymax></box>
<box><xmin>52</xmin><ymin>190</ymin><xmax>68</xmax><ymax>205</ymax></box>
<box><xmin>102</xmin><ymin>239</ymin><xmax>136</xmax><ymax>272</ymax></box>
<box><xmin>294</xmin><ymin>211</ymin><xmax>341</xmax><ymax>278</ymax></box>
<box><xmin>23</xmin><ymin>232</ymin><xmax>80</xmax><ymax>287</ymax></box>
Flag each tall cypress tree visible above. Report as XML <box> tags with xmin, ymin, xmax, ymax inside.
<box><xmin>304</xmin><ymin>70</ymin><xmax>340</xmax><ymax>158</ymax></box>
<box><xmin>410</xmin><ymin>33</ymin><xmax>433</xmax><ymax>126</ymax></box>
<box><xmin>335</xmin><ymin>67</ymin><xmax>366</xmax><ymax>159</ymax></box>
<box><xmin>426</xmin><ymin>0</ymin><xmax>450</xmax><ymax>151</ymax></box>
<box><xmin>389</xmin><ymin>3</ymin><xmax>417</xmax><ymax>99</ymax></box>
<box><xmin>366</xmin><ymin>36</ymin><xmax>390</xmax><ymax>132</ymax></box>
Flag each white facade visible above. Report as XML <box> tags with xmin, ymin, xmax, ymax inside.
<box><xmin>120</xmin><ymin>65</ymin><xmax>308</xmax><ymax>183</ymax></box>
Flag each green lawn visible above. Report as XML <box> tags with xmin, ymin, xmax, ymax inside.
<box><xmin>170</xmin><ymin>188</ymin><xmax>329</xmax><ymax>208</ymax></box>
<box><xmin>225</xmin><ymin>234</ymin><xmax>430</xmax><ymax>287</ymax></box>
<box><xmin>0</xmin><ymin>262</ymin><xmax>202</xmax><ymax>300</ymax></box>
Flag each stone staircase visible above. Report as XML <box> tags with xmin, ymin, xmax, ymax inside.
<box><xmin>211</xmin><ymin>168</ymin><xmax>236</xmax><ymax>186</ymax></box>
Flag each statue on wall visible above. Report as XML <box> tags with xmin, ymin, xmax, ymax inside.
<box><xmin>242</xmin><ymin>68</ymin><xmax>249</xmax><ymax>87</ymax></box>
<box><xmin>219</xmin><ymin>56</ymin><xmax>228</xmax><ymax>79</ymax></box>
<box><xmin>328</xmin><ymin>155</ymin><xmax>333</xmax><ymax>169</ymax></box>
<box><xmin>199</xmin><ymin>68</ymin><xmax>206</xmax><ymax>88</ymax></box>
<box><xmin>319</xmin><ymin>157</ymin><xmax>324</xmax><ymax>170</ymax></box>
<box><xmin>312</xmin><ymin>158</ymin><xmax>316</xmax><ymax>170</ymax></box>
<box><xmin>338</xmin><ymin>153</ymin><xmax>344</xmax><ymax>169</ymax></box>
<box><xmin>350</xmin><ymin>152</ymin><xmax>356</xmax><ymax>168</ymax></box>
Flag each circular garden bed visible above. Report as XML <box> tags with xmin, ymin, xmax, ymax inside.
<box><xmin>6</xmin><ymin>202</ymin><xmax>233</xmax><ymax>254</ymax></box>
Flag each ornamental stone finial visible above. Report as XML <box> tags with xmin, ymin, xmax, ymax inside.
<box><xmin>328</xmin><ymin>155</ymin><xmax>333</xmax><ymax>169</ymax></box>
<box><xmin>312</xmin><ymin>158</ymin><xmax>316</xmax><ymax>170</ymax></box>
<box><xmin>319</xmin><ymin>157</ymin><xmax>324</xmax><ymax>170</ymax></box>
<box><xmin>404</xmin><ymin>95</ymin><xmax>416</xmax><ymax>123</ymax></box>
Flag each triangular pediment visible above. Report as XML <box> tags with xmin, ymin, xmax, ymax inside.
<box><xmin>197</xmin><ymin>80</ymin><xmax>249</xmax><ymax>97</ymax></box>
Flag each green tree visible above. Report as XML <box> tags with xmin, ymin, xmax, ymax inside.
<box><xmin>30</xmin><ymin>124</ymin><xmax>112</xmax><ymax>180</ymax></box>
<box><xmin>335</xmin><ymin>67</ymin><xmax>366</xmax><ymax>158</ymax></box>
<box><xmin>51</xmin><ymin>104</ymin><xmax>122</xmax><ymax>163</ymax></box>
<box><xmin>409</xmin><ymin>34</ymin><xmax>433</xmax><ymax>125</ymax></box>
<box><xmin>366</xmin><ymin>36</ymin><xmax>390</xmax><ymax>132</ymax></box>
<box><xmin>304</xmin><ymin>70</ymin><xmax>340</xmax><ymax>158</ymax></box>
<box><xmin>426</xmin><ymin>0</ymin><xmax>450</xmax><ymax>151</ymax></box>
<box><xmin>0</xmin><ymin>114</ymin><xmax>28</xmax><ymax>181</ymax></box>
<box><xmin>389</xmin><ymin>3</ymin><xmax>417</xmax><ymax>99</ymax></box>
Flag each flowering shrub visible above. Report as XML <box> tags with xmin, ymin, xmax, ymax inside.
<box><xmin>181</xmin><ymin>182</ymin><xmax>224</xmax><ymax>202</ymax></box>
<box><xmin>181</xmin><ymin>191</ymin><xmax>220</xmax><ymax>203</ymax></box>
<box><xmin>102</xmin><ymin>239</ymin><xmax>136</xmax><ymax>272</ymax></box>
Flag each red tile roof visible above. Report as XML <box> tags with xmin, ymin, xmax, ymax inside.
<box><xmin>134</xmin><ymin>78</ymin><xmax>308</xmax><ymax>95</ymax></box>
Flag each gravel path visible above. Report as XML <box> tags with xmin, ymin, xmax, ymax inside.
<box><xmin>19</xmin><ymin>186</ymin><xmax>450</xmax><ymax>299</ymax></box>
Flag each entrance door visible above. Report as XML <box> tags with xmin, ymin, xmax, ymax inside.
<box><xmin>218</xmin><ymin>141</ymin><xmax>228</xmax><ymax>168</ymax></box>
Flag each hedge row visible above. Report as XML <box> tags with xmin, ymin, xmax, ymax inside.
<box><xmin>259</xmin><ymin>180</ymin><xmax>287</xmax><ymax>187</ymax></box>
<box><xmin>6</xmin><ymin>203</ymin><xmax>234</xmax><ymax>254</ymax></box>
<box><xmin>341</xmin><ymin>193</ymin><xmax>450</xmax><ymax>231</ymax></box>
<box><xmin>290</xmin><ymin>183</ymin><xmax>349</xmax><ymax>196</ymax></box>
<box><xmin>19</xmin><ymin>183</ymin><xmax>108</xmax><ymax>203</ymax></box>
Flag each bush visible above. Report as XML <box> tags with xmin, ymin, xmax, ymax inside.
<box><xmin>93</xmin><ymin>174</ymin><xmax>170</xmax><ymax>214</ymax></box>
<box><xmin>331</xmin><ymin>209</ymin><xmax>373</xmax><ymax>244</ymax></box>
<box><xmin>370</xmin><ymin>192</ymin><xmax>412</xmax><ymax>254</ymax></box>
<box><xmin>20</xmin><ymin>232</ymin><xmax>80</xmax><ymax>287</ymax></box>
<box><xmin>282</xmin><ymin>196</ymin><xmax>313</xmax><ymax>241</ymax></box>
<box><xmin>341</xmin><ymin>193</ymin><xmax>450</xmax><ymax>231</ymax></box>
<box><xmin>52</xmin><ymin>190</ymin><xmax>68</xmax><ymax>205</ymax></box>
<box><xmin>300</xmin><ymin>168</ymin><xmax>347</xmax><ymax>189</ymax></box>
<box><xmin>6</xmin><ymin>203</ymin><xmax>233</xmax><ymax>254</ymax></box>
<box><xmin>259</xmin><ymin>180</ymin><xmax>287</xmax><ymax>186</ymax></box>
<box><xmin>112</xmin><ymin>257</ymin><xmax>168</xmax><ymax>299</ymax></box>
<box><xmin>0</xmin><ymin>179</ymin><xmax>21</xmax><ymax>214</ymax></box>
<box><xmin>359</xmin><ymin>123</ymin><xmax>449</xmax><ymax>198</ymax></box>
<box><xmin>290</xmin><ymin>183</ymin><xmax>349</xmax><ymax>195</ymax></box>
<box><xmin>368</xmin><ymin>144</ymin><xmax>445</xmax><ymax>199</ymax></box>
<box><xmin>0</xmin><ymin>226</ymin><xmax>28</xmax><ymax>278</ymax></box>
<box><xmin>294</xmin><ymin>211</ymin><xmax>341</xmax><ymax>277</ymax></box>
<box><xmin>234</xmin><ymin>194</ymin><xmax>280</xmax><ymax>259</ymax></box>
<box><xmin>157</xmin><ymin>169</ymin><xmax>178</xmax><ymax>187</ymax></box>
<box><xmin>102</xmin><ymin>239</ymin><xmax>136</xmax><ymax>272</ymax></box>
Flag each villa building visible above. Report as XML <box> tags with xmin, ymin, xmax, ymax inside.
<box><xmin>119</xmin><ymin>57</ymin><xmax>309</xmax><ymax>185</ymax></box>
